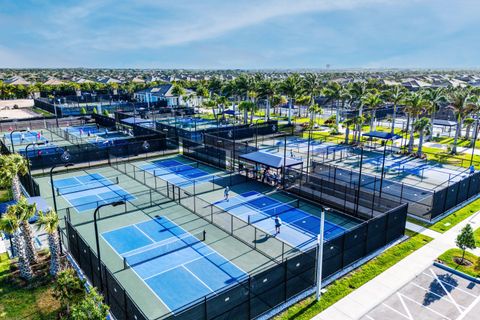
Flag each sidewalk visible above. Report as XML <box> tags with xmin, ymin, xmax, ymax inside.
<box><xmin>313</xmin><ymin>211</ymin><xmax>480</xmax><ymax>320</ymax></box>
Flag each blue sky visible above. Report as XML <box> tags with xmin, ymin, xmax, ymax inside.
<box><xmin>0</xmin><ymin>0</ymin><xmax>478</xmax><ymax>69</ymax></box>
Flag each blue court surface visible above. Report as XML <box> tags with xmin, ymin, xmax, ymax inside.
<box><xmin>102</xmin><ymin>217</ymin><xmax>247</xmax><ymax>312</ymax></box>
<box><xmin>141</xmin><ymin>159</ymin><xmax>213</xmax><ymax>187</ymax></box>
<box><xmin>53</xmin><ymin>173</ymin><xmax>135</xmax><ymax>212</ymax></box>
<box><xmin>19</xmin><ymin>144</ymin><xmax>64</xmax><ymax>157</ymax></box>
<box><xmin>4</xmin><ymin>131</ymin><xmax>48</xmax><ymax>145</ymax></box>
<box><xmin>214</xmin><ymin>191</ymin><xmax>346</xmax><ymax>250</ymax></box>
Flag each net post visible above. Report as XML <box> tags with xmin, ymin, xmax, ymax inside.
<box><xmin>123</xmin><ymin>257</ymin><xmax>127</xmax><ymax>269</ymax></box>
<box><xmin>202</xmin><ymin>230</ymin><xmax>206</xmax><ymax>242</ymax></box>
<box><xmin>230</xmin><ymin>215</ymin><xmax>233</xmax><ymax>235</ymax></box>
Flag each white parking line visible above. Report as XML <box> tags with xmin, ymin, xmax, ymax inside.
<box><xmin>381</xmin><ymin>302</ymin><xmax>411</xmax><ymax>320</ymax></box>
<box><xmin>397</xmin><ymin>293</ymin><xmax>414</xmax><ymax>320</ymax></box>
<box><xmin>422</xmin><ymin>272</ymin><xmax>479</xmax><ymax>298</ymax></box>
<box><xmin>430</xmin><ymin>268</ymin><xmax>463</xmax><ymax>314</ymax></box>
<box><xmin>411</xmin><ymin>282</ymin><xmax>467</xmax><ymax>310</ymax></box>
<box><xmin>398</xmin><ymin>292</ymin><xmax>452</xmax><ymax>320</ymax></box>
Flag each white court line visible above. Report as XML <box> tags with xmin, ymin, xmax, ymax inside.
<box><xmin>411</xmin><ymin>282</ymin><xmax>467</xmax><ymax>310</ymax></box>
<box><xmin>381</xmin><ymin>302</ymin><xmax>411</xmax><ymax>320</ymax></box>
<box><xmin>182</xmin><ymin>265</ymin><xmax>215</xmax><ymax>293</ymax></box>
<box><xmin>399</xmin><ymin>292</ymin><xmax>453</xmax><ymax>320</ymax></box>
<box><xmin>397</xmin><ymin>293</ymin><xmax>415</xmax><ymax>320</ymax></box>
<box><xmin>364</xmin><ymin>315</ymin><xmax>375</xmax><ymax>320</ymax></box>
<box><xmin>422</xmin><ymin>272</ymin><xmax>479</xmax><ymax>298</ymax></box>
<box><xmin>133</xmin><ymin>224</ymin><xmax>156</xmax><ymax>243</ymax></box>
<box><xmin>101</xmin><ymin>233</ymin><xmax>173</xmax><ymax>312</ymax></box>
<box><xmin>430</xmin><ymin>268</ymin><xmax>463</xmax><ymax>314</ymax></box>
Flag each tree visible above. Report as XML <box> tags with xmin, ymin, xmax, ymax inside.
<box><xmin>456</xmin><ymin>224</ymin><xmax>476</xmax><ymax>264</ymax></box>
<box><xmin>70</xmin><ymin>288</ymin><xmax>109</xmax><ymax>320</ymax></box>
<box><xmin>0</xmin><ymin>154</ymin><xmax>29</xmax><ymax>201</ymax></box>
<box><xmin>423</xmin><ymin>88</ymin><xmax>446</xmax><ymax>141</ymax></box>
<box><xmin>102</xmin><ymin>109</ymin><xmax>110</xmax><ymax>116</ymax></box>
<box><xmin>37</xmin><ymin>210</ymin><xmax>61</xmax><ymax>276</ymax></box>
<box><xmin>257</xmin><ymin>79</ymin><xmax>276</xmax><ymax>120</ymax></box>
<box><xmin>11</xmin><ymin>197</ymin><xmax>38</xmax><ymax>264</ymax></box>
<box><xmin>238</xmin><ymin>101</ymin><xmax>257</xmax><ymax>124</ymax></box>
<box><xmin>80</xmin><ymin>107</ymin><xmax>87</xmax><ymax>116</ymax></box>
<box><xmin>448</xmin><ymin>88</ymin><xmax>475</xmax><ymax>154</ymax></box>
<box><xmin>413</xmin><ymin>117</ymin><xmax>430</xmax><ymax>157</ymax></box>
<box><xmin>278</xmin><ymin>74</ymin><xmax>304</xmax><ymax>125</ymax></box>
<box><xmin>362</xmin><ymin>91</ymin><xmax>383</xmax><ymax>132</ymax></box>
<box><xmin>53</xmin><ymin>268</ymin><xmax>86</xmax><ymax>315</ymax></box>
<box><xmin>0</xmin><ymin>208</ymin><xmax>33</xmax><ymax>280</ymax></box>
<box><xmin>349</xmin><ymin>82</ymin><xmax>369</xmax><ymax>142</ymax></box>
<box><xmin>342</xmin><ymin>118</ymin><xmax>355</xmax><ymax>144</ymax></box>
<box><xmin>385</xmin><ymin>86</ymin><xmax>407</xmax><ymax>134</ymax></box>
<box><xmin>171</xmin><ymin>84</ymin><xmax>186</xmax><ymax>107</ymax></box>
<box><xmin>464</xmin><ymin>117</ymin><xmax>475</xmax><ymax>141</ymax></box>
<box><xmin>403</xmin><ymin>92</ymin><xmax>430</xmax><ymax>153</ymax></box>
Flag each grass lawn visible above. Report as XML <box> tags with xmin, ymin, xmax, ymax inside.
<box><xmin>275</xmin><ymin>232</ymin><xmax>433</xmax><ymax>320</ymax></box>
<box><xmin>429</xmin><ymin>197</ymin><xmax>480</xmax><ymax>233</ymax></box>
<box><xmin>0</xmin><ymin>252</ymin><xmax>61</xmax><ymax>319</ymax></box>
<box><xmin>31</xmin><ymin>107</ymin><xmax>53</xmax><ymax>117</ymax></box>
<box><xmin>437</xmin><ymin>248</ymin><xmax>480</xmax><ymax>278</ymax></box>
<box><xmin>474</xmin><ymin>227</ymin><xmax>480</xmax><ymax>247</ymax></box>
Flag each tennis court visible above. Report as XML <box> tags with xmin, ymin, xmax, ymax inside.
<box><xmin>140</xmin><ymin>159</ymin><xmax>214</xmax><ymax>187</ymax></box>
<box><xmin>214</xmin><ymin>191</ymin><xmax>346</xmax><ymax>250</ymax></box>
<box><xmin>102</xmin><ymin>216</ymin><xmax>247</xmax><ymax>312</ymax></box>
<box><xmin>53</xmin><ymin>173</ymin><xmax>135</xmax><ymax>212</ymax></box>
<box><xmin>3</xmin><ymin>130</ymin><xmax>49</xmax><ymax>145</ymax></box>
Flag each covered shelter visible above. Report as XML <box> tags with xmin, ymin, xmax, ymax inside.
<box><xmin>238</xmin><ymin>151</ymin><xmax>303</xmax><ymax>187</ymax></box>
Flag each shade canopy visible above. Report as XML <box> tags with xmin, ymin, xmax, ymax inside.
<box><xmin>362</xmin><ymin>131</ymin><xmax>402</xmax><ymax>140</ymax></box>
<box><xmin>433</xmin><ymin>119</ymin><xmax>457</xmax><ymax>127</ymax></box>
<box><xmin>0</xmin><ymin>196</ymin><xmax>51</xmax><ymax>223</ymax></box>
<box><xmin>239</xmin><ymin>151</ymin><xmax>303</xmax><ymax>169</ymax></box>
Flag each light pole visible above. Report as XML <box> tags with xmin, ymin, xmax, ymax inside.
<box><xmin>316</xmin><ymin>205</ymin><xmax>328</xmax><ymax>301</ymax></box>
<box><xmin>25</xmin><ymin>141</ymin><xmax>45</xmax><ymax>194</ymax></box>
<box><xmin>50</xmin><ymin>163</ymin><xmax>74</xmax><ymax>256</ymax></box>
<box><xmin>379</xmin><ymin>138</ymin><xmax>391</xmax><ymax>197</ymax></box>
<box><xmin>94</xmin><ymin>200</ymin><xmax>125</xmax><ymax>293</ymax></box>
<box><xmin>10</xmin><ymin>129</ymin><xmax>27</xmax><ymax>153</ymax></box>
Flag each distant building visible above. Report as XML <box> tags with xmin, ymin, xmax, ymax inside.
<box><xmin>134</xmin><ymin>84</ymin><xmax>201</xmax><ymax>107</ymax></box>
<box><xmin>97</xmin><ymin>77</ymin><xmax>122</xmax><ymax>84</ymax></box>
<box><xmin>4</xmin><ymin>76</ymin><xmax>30</xmax><ymax>85</ymax></box>
<box><xmin>43</xmin><ymin>78</ymin><xmax>65</xmax><ymax>86</ymax></box>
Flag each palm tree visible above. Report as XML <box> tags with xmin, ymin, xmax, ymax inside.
<box><xmin>308</xmin><ymin>103</ymin><xmax>322</xmax><ymax>125</ymax></box>
<box><xmin>257</xmin><ymin>79</ymin><xmax>276</xmax><ymax>121</ymax></box>
<box><xmin>203</xmin><ymin>99</ymin><xmax>218</xmax><ymax>119</ymax></box>
<box><xmin>349</xmin><ymin>82</ymin><xmax>369</xmax><ymax>142</ymax></box>
<box><xmin>448</xmin><ymin>88</ymin><xmax>475</xmax><ymax>154</ymax></box>
<box><xmin>342</xmin><ymin>118</ymin><xmax>355</xmax><ymax>144</ymax></box>
<box><xmin>423</xmin><ymin>88</ymin><xmax>446</xmax><ymax>141</ymax></box>
<box><xmin>303</xmin><ymin>73</ymin><xmax>322</xmax><ymax>120</ymax></box>
<box><xmin>279</xmin><ymin>74</ymin><xmax>304</xmax><ymax>125</ymax></box>
<box><xmin>0</xmin><ymin>154</ymin><xmax>29</xmax><ymax>201</ymax></box>
<box><xmin>171</xmin><ymin>84</ymin><xmax>186</xmax><ymax>107</ymax></box>
<box><xmin>414</xmin><ymin>117</ymin><xmax>430</xmax><ymax>157</ymax></box>
<box><xmin>464</xmin><ymin>117</ymin><xmax>475</xmax><ymax>140</ymax></box>
<box><xmin>385</xmin><ymin>86</ymin><xmax>407</xmax><ymax>134</ymax></box>
<box><xmin>238</xmin><ymin>101</ymin><xmax>257</xmax><ymax>124</ymax></box>
<box><xmin>37</xmin><ymin>210</ymin><xmax>61</xmax><ymax>276</ymax></box>
<box><xmin>362</xmin><ymin>91</ymin><xmax>383</xmax><ymax>132</ymax></box>
<box><xmin>0</xmin><ymin>207</ymin><xmax>33</xmax><ymax>280</ymax></box>
<box><xmin>404</xmin><ymin>93</ymin><xmax>430</xmax><ymax>153</ymax></box>
<box><xmin>9</xmin><ymin>197</ymin><xmax>38</xmax><ymax>264</ymax></box>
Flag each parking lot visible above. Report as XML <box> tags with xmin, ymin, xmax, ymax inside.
<box><xmin>361</xmin><ymin>265</ymin><xmax>480</xmax><ymax>320</ymax></box>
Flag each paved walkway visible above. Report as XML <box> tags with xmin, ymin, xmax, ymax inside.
<box><xmin>314</xmin><ymin>211</ymin><xmax>480</xmax><ymax>320</ymax></box>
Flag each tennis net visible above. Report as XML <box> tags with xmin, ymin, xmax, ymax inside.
<box><xmin>123</xmin><ymin>230</ymin><xmax>206</xmax><ymax>269</ymax></box>
<box><xmin>56</xmin><ymin>176</ymin><xmax>119</xmax><ymax>196</ymax></box>
<box><xmin>152</xmin><ymin>161</ymin><xmax>200</xmax><ymax>175</ymax></box>
<box><xmin>247</xmin><ymin>198</ymin><xmax>300</xmax><ymax>224</ymax></box>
